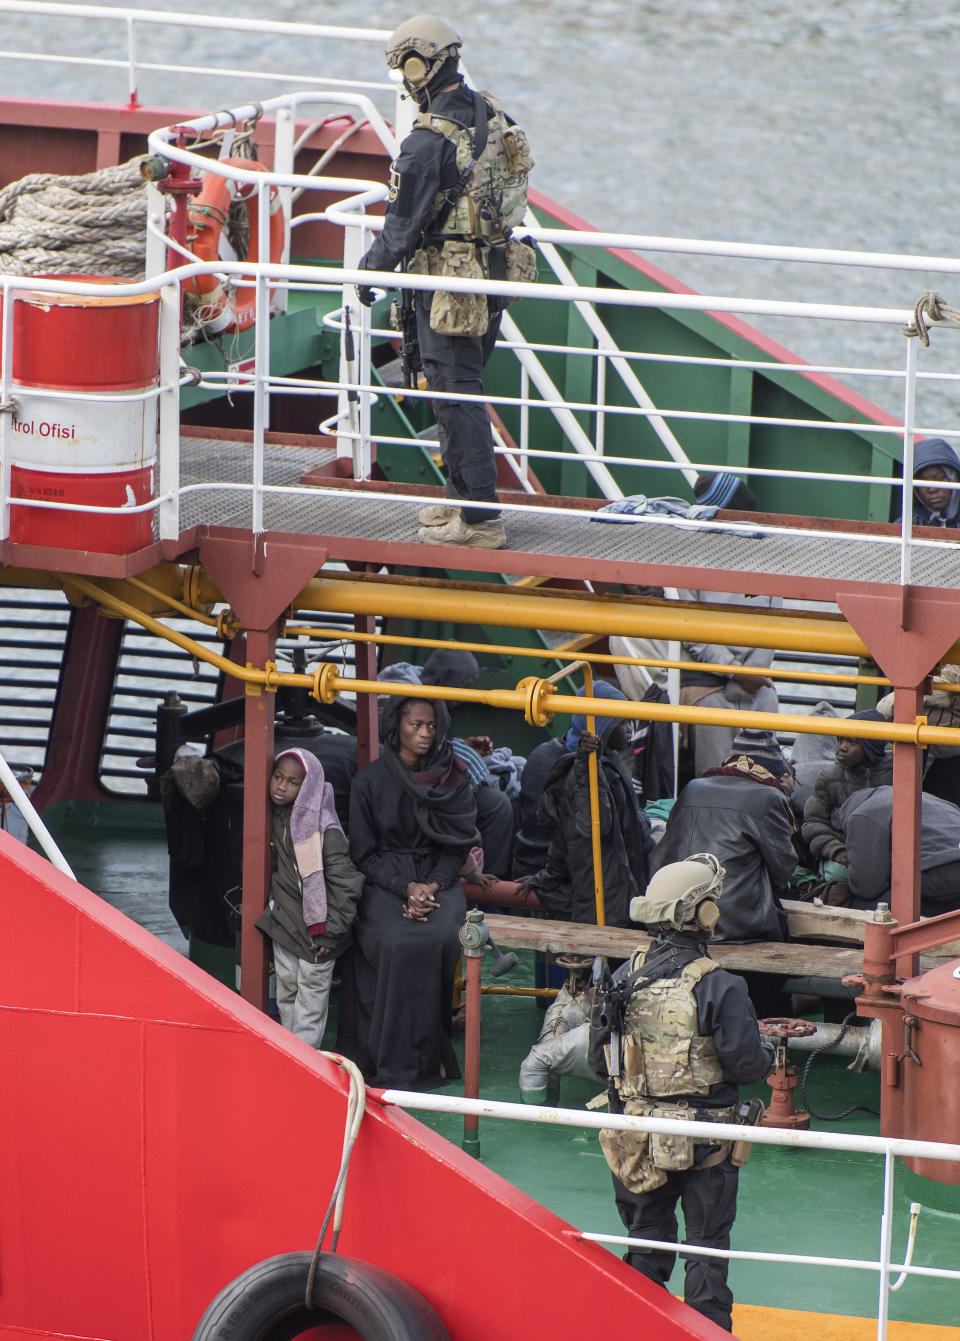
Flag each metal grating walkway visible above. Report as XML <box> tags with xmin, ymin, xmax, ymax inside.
<box><xmin>179</xmin><ymin>436</ymin><xmax>960</xmax><ymax>600</ymax></box>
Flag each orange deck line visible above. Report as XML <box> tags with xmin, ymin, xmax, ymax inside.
<box><xmin>732</xmin><ymin>1303</ymin><xmax>960</xmax><ymax>1339</ymax></box>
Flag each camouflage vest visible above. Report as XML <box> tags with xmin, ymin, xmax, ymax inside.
<box><xmin>615</xmin><ymin>951</ymin><xmax>724</xmax><ymax>1102</ymax></box>
<box><xmin>415</xmin><ymin>92</ymin><xmax>533</xmax><ymax>244</ymax></box>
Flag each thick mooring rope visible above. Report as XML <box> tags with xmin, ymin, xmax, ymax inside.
<box><xmin>0</xmin><ymin>157</ymin><xmax>148</xmax><ymax>278</ymax></box>
<box><xmin>902</xmin><ymin>288</ymin><xmax>960</xmax><ymax>346</ymax></box>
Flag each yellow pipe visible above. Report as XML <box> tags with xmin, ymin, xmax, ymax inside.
<box><xmin>294</xmin><ymin>575</ymin><xmax>866</xmax><ymax>658</ymax></box>
<box><xmin>284</xmin><ymin>623</ymin><xmax>890</xmax><ymax>691</ymax></box>
<box><xmin>581</xmin><ymin>663</ymin><xmax>606</xmax><ymax>928</ymax></box>
<box><xmin>60</xmin><ymin>577</ymin><xmax>960</xmax><ymax>749</ymax></box>
<box><xmin>65</xmin><ymin>577</ymin><xmax>264</xmax><ymax>684</ymax></box>
<box><xmin>124</xmin><ymin>574</ymin><xmax>219</xmax><ymax>627</ymax></box>
<box><xmin>70</xmin><ymin>562</ymin><xmax>960</xmax><ymax>669</ymax></box>
<box><xmin>548</xmin><ymin>661</ymin><xmax>606</xmax><ymax>926</ymax></box>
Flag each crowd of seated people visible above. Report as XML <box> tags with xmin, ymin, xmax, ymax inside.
<box><xmin>236</xmin><ymin>455</ymin><xmax>960</xmax><ymax>1090</ymax></box>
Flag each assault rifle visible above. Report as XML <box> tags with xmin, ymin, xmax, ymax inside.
<box><xmin>397</xmin><ymin>276</ymin><xmax>422</xmax><ymax>391</ymax></box>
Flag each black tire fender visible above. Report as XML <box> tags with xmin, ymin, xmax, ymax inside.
<box><xmin>191</xmin><ymin>1251</ymin><xmax>451</xmax><ymax>1341</ymax></box>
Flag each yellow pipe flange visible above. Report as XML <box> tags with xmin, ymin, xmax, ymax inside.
<box><xmin>217</xmin><ymin>609</ymin><xmax>242</xmax><ymax>641</ymax></box>
<box><xmin>262</xmin><ymin>661</ymin><xmax>282</xmax><ymax>693</ymax></box>
<box><xmin>312</xmin><ymin>661</ymin><xmax>341</xmax><ymax>705</ymax></box>
<box><xmin>516</xmin><ymin>676</ymin><xmax>554</xmax><ymax>727</ymax></box>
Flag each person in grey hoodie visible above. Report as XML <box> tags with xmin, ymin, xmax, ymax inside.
<box><xmin>839</xmin><ymin>784</ymin><xmax>960</xmax><ymax>914</ymax></box>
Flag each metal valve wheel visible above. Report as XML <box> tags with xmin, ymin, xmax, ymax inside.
<box><xmin>759</xmin><ymin>1016</ymin><xmax>817</xmax><ymax>1040</ymax></box>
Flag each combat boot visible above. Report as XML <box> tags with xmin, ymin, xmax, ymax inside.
<box><xmin>418</xmin><ymin>503</ymin><xmax>460</xmax><ymax>526</ymax></box>
<box><xmin>416</xmin><ymin>515</ymin><xmax>507</xmax><ymax>549</ymax></box>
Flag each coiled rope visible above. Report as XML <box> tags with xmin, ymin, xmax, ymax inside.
<box><xmin>305</xmin><ymin>1051</ymin><xmax>367</xmax><ymax>1309</ymax></box>
<box><xmin>902</xmin><ymin>289</ymin><xmax>960</xmax><ymax>347</ymax></box>
<box><xmin>0</xmin><ymin>156</ymin><xmax>148</xmax><ymax>277</ymax></box>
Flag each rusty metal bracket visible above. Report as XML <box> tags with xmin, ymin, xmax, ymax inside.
<box><xmin>896</xmin><ymin>1015</ymin><xmax>922</xmax><ymax>1067</ymax></box>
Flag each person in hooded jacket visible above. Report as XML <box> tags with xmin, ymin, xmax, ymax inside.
<box><xmin>838</xmin><ymin>784</ymin><xmax>960</xmax><ymax>914</ymax></box>
<box><xmin>522</xmin><ymin>681</ymin><xmax>654</xmax><ymax>926</ymax></box>
<box><xmin>337</xmin><ymin>696</ymin><xmax>479</xmax><ymax>1090</ymax></box>
<box><xmin>650</xmin><ymin>728</ymin><xmax>796</xmax><ymax>941</ymax></box>
<box><xmin>255</xmin><ymin>748</ymin><xmax>364</xmax><ymax>1049</ymax></box>
<box><xmin>801</xmin><ymin>709</ymin><xmax>892</xmax><ymax>899</ymax></box>
<box><xmin>898</xmin><ymin>437</ymin><xmax>960</xmax><ymax>528</ymax></box>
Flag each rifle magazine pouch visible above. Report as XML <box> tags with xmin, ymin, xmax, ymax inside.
<box><xmin>599</xmin><ymin>1125</ymin><xmax>666</xmax><ymax>1195</ymax></box>
<box><xmin>504</xmin><ymin>237</ymin><xmax>538</xmax><ymax>295</ymax></box>
<box><xmin>650</xmin><ymin>1127</ymin><xmax>695</xmax><ymax>1171</ymax></box>
<box><xmin>430</xmin><ymin>240</ymin><xmax>489</xmax><ymax>336</ymax></box>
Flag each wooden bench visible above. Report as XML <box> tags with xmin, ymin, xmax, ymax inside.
<box><xmin>479</xmin><ymin>914</ymin><xmax>863</xmax><ymax>982</ymax></box>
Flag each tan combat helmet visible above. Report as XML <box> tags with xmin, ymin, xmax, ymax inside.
<box><xmin>629</xmin><ymin>853</ymin><xmax>725</xmax><ymax>934</ymax></box>
<box><xmin>385</xmin><ymin>14</ymin><xmax>462</xmax><ymax>92</ymax></box>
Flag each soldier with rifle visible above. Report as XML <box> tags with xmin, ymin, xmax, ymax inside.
<box><xmin>589</xmin><ymin>854</ymin><xmax>774</xmax><ymax>1332</ymax></box>
<box><xmin>356</xmin><ymin>15</ymin><xmax>535</xmax><ymax>551</ymax></box>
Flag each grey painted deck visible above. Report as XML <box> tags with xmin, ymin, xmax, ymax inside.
<box><xmin>179</xmin><ymin>436</ymin><xmax>960</xmax><ymax>591</ymax></box>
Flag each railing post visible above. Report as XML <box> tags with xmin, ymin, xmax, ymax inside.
<box><xmin>252</xmin><ymin>182</ymin><xmax>272</xmax><ymax>533</ymax></box>
<box><xmin>596</xmin><ymin>350</ymin><xmax>606</xmax><ymax>461</ymax></box>
<box><xmin>519</xmin><ymin>365</ymin><xmax>530</xmax><ymax>483</ymax></box>
<box><xmin>157</xmin><ymin>280</ymin><xmax>181</xmax><ymax>543</ymax></box>
<box><xmin>272</xmin><ymin>105</ymin><xmax>295</xmax><ymax>305</ymax></box>
<box><xmin>125</xmin><ymin>15</ymin><xmax>139</xmax><ymax>108</ymax></box>
<box><xmin>898</xmin><ymin>337</ymin><xmax>918</xmax><ymax>589</ymax></box>
<box><xmin>875</xmin><ymin>1151</ymin><xmax>895</xmax><ymax>1341</ymax></box>
<box><xmin>338</xmin><ymin>215</ymin><xmax>371</xmax><ymax>478</ymax></box>
<box><xmin>144</xmin><ymin>181</ymin><xmax>167</xmax><ymax>279</ymax></box>
<box><xmin>0</xmin><ymin>279</ymin><xmax>13</xmax><ymax>543</ymax></box>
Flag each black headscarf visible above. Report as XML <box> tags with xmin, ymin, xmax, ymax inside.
<box><xmin>379</xmin><ymin>696</ymin><xmax>479</xmax><ymax>851</ymax></box>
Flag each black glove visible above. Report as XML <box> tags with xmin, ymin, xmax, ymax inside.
<box><xmin>356</xmin><ymin>284</ymin><xmax>375</xmax><ymax>308</ymax></box>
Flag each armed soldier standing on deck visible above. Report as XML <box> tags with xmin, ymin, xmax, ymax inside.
<box><xmin>356</xmin><ymin>15</ymin><xmax>535</xmax><ymax>551</ymax></box>
<box><xmin>589</xmin><ymin>855</ymin><xmax>774</xmax><ymax>1332</ymax></box>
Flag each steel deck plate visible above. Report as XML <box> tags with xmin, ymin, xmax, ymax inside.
<box><xmin>179</xmin><ymin>436</ymin><xmax>960</xmax><ymax>596</ymax></box>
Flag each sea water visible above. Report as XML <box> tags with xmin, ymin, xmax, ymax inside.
<box><xmin>5</xmin><ymin>0</ymin><xmax>960</xmax><ymax>426</ymax></box>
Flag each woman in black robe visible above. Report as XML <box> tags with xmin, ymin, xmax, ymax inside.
<box><xmin>337</xmin><ymin>696</ymin><xmax>479</xmax><ymax>1090</ymax></box>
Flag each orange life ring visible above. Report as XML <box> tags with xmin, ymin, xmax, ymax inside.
<box><xmin>184</xmin><ymin>157</ymin><xmax>286</xmax><ymax>334</ymax></box>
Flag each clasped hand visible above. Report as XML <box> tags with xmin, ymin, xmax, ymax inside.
<box><xmin>404</xmin><ymin>881</ymin><xmax>440</xmax><ymax>921</ymax></box>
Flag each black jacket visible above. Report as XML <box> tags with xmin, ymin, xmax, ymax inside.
<box><xmin>531</xmin><ymin>744</ymin><xmax>653</xmax><ymax>927</ymax></box>
<box><xmin>651</xmin><ymin>774</ymin><xmax>796</xmax><ymax>941</ymax></box>
<box><xmin>360</xmin><ymin>81</ymin><xmax>484</xmax><ymax>274</ymax></box>
<box><xmin>802</xmin><ymin>756</ymin><xmax>893</xmax><ymax>864</ymax></box>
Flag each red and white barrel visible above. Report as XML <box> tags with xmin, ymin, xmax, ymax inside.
<box><xmin>5</xmin><ymin>276</ymin><xmax>159</xmax><ymax>553</ymax></box>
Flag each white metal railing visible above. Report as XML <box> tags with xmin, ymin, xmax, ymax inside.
<box><xmin>380</xmin><ymin>1089</ymin><xmax>960</xmax><ymax>1341</ymax></box>
<box><xmin>3</xmin><ymin>63</ymin><xmax>960</xmax><ymax>585</ymax></box>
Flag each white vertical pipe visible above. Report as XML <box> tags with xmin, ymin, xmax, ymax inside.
<box><xmin>251</xmin><ymin>183</ymin><xmax>271</xmax><ymax>534</ymax></box>
<box><xmin>157</xmin><ymin>281</ymin><xmax>180</xmax><ymax>542</ymax></box>
<box><xmin>875</xmin><ymin>1151</ymin><xmax>895</xmax><ymax>1341</ymax></box>
<box><xmin>596</xmin><ymin>351</ymin><xmax>606</xmax><ymax>461</ymax></box>
<box><xmin>899</xmin><ymin>337</ymin><xmax>918</xmax><ymax>589</ymax></box>
<box><xmin>125</xmin><ymin>14</ymin><xmax>139</xmax><ymax>106</ymax></box>
<box><xmin>144</xmin><ymin>182</ymin><xmax>167</xmax><ymax>279</ymax></box>
<box><xmin>338</xmin><ymin>217</ymin><xmax>369</xmax><ymax>475</ymax></box>
<box><xmin>520</xmin><ymin>365</ymin><xmax>530</xmax><ymax>483</ymax></box>
<box><xmin>0</xmin><ymin>280</ymin><xmax>13</xmax><ymax>543</ymax></box>
<box><xmin>273</xmin><ymin>106</ymin><xmax>295</xmax><ymax>296</ymax></box>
